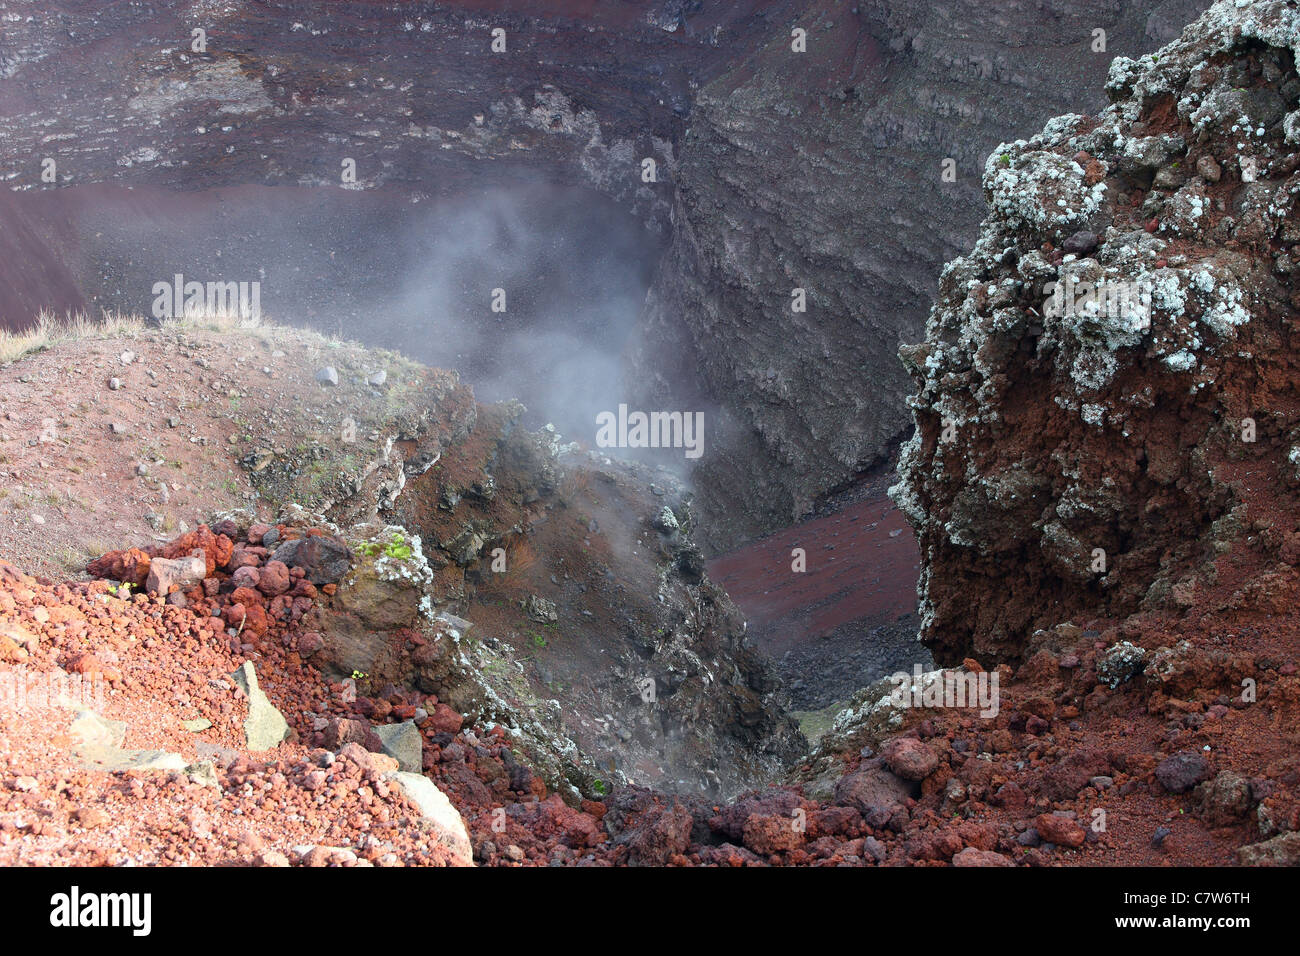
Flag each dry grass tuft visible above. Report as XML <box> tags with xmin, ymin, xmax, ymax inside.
<box><xmin>0</xmin><ymin>311</ymin><xmax>147</xmax><ymax>364</ymax></box>
<box><xmin>0</xmin><ymin>307</ymin><xmax>278</xmax><ymax>365</ymax></box>
<box><xmin>159</xmin><ymin>306</ymin><xmax>266</xmax><ymax>333</ymax></box>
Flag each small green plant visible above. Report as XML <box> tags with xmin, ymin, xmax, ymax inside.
<box><xmin>107</xmin><ymin>582</ymin><xmax>134</xmax><ymax>598</ymax></box>
<box><xmin>530</xmin><ymin>632</ymin><xmax>548</xmax><ymax>649</ymax></box>
<box><xmin>356</xmin><ymin>532</ymin><xmax>413</xmax><ymax>560</ymax></box>
<box><xmin>592</xmin><ymin>780</ymin><xmax>608</xmax><ymax>796</ymax></box>
<box><xmin>350</xmin><ymin>669</ymin><xmax>368</xmax><ymax>681</ymax></box>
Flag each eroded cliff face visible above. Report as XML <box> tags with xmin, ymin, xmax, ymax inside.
<box><xmin>892</xmin><ymin>0</ymin><xmax>1300</xmax><ymax>665</ymax></box>
<box><xmin>633</xmin><ymin>0</ymin><xmax>1214</xmax><ymax>551</ymax></box>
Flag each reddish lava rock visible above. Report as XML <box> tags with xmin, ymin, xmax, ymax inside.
<box><xmin>1156</xmin><ymin>753</ymin><xmax>1212</xmax><ymax>795</ymax></box>
<box><xmin>1035</xmin><ymin>814</ymin><xmax>1087</xmax><ymax>849</ymax></box>
<box><xmin>257</xmin><ymin>560</ymin><xmax>292</xmax><ymax>597</ymax></box>
<box><xmin>882</xmin><ymin>738</ymin><xmax>940</xmax><ymax>781</ymax></box>
<box><xmin>953</xmin><ymin>847</ymin><xmax>1014</xmax><ymax>867</ymax></box>
<box><xmin>426</xmin><ymin>703</ymin><xmax>463</xmax><ymax>735</ymax></box>
<box><xmin>160</xmin><ymin>526</ymin><xmax>234</xmax><ymax>577</ymax></box>
<box><xmin>86</xmin><ymin>548</ymin><xmax>151</xmax><ymax>587</ymax></box>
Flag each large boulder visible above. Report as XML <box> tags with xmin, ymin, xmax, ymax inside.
<box><xmin>271</xmin><ymin>535</ymin><xmax>352</xmax><ymax>585</ymax></box>
<box><xmin>390</xmin><ymin>772</ymin><xmax>474</xmax><ymax>866</ymax></box>
<box><xmin>834</xmin><ymin>765</ymin><xmax>916</xmax><ymax>827</ymax></box>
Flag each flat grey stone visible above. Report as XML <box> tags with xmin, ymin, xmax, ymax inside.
<box><xmin>230</xmin><ymin>661</ymin><xmax>290</xmax><ymax>752</ymax></box>
<box><xmin>373</xmin><ymin>720</ymin><xmax>422</xmax><ymax>772</ymax></box>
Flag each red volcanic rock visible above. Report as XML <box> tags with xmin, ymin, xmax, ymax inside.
<box><xmin>65</xmin><ymin>652</ymin><xmax>105</xmax><ymax>674</ymax></box>
<box><xmin>883</xmin><ymin>737</ymin><xmax>940</xmax><ymax>781</ymax></box>
<box><xmin>337</xmin><ymin>742</ymin><xmax>398</xmax><ymax>780</ymax></box>
<box><xmin>223</xmin><ymin>601</ymin><xmax>269</xmax><ymax>636</ymax></box>
<box><xmin>834</xmin><ymin>767</ymin><xmax>914</xmax><ymax>827</ymax></box>
<box><xmin>1280</xmin><ymin>532</ymin><xmax>1300</xmax><ymax>567</ymax></box>
<box><xmin>161</xmin><ymin>526</ymin><xmax>233</xmax><ymax>576</ymax></box>
<box><xmin>269</xmin><ymin>535</ymin><xmax>353</xmax><ymax>586</ymax></box>
<box><xmin>87</xmin><ymin>547</ymin><xmax>151</xmax><ymax>586</ymax></box>
<box><xmin>1039</xmin><ymin>748</ymin><xmax>1113</xmax><ymax>802</ymax></box>
<box><xmin>1155</xmin><ymin>753</ymin><xmax>1212</xmax><ymax>795</ymax></box>
<box><xmin>231</xmin><ymin>565</ymin><xmax>261</xmax><ymax>590</ymax></box>
<box><xmin>231</xmin><ymin>586</ymin><xmax>264</xmax><ymax>609</ymax></box>
<box><xmin>742</xmin><ymin>813</ymin><xmax>806</xmax><ymax>856</ymax></box>
<box><xmin>891</xmin><ymin>7</ymin><xmax>1300</xmax><ymax>668</ymax></box>
<box><xmin>540</xmin><ymin>795</ymin><xmax>604</xmax><ymax>850</ymax></box>
<box><xmin>956</xmin><ymin>820</ymin><xmax>998</xmax><ymax>851</ymax></box>
<box><xmin>625</xmin><ymin>802</ymin><xmax>693</xmax><ymax>867</ymax></box>
<box><xmin>0</xmin><ymin>560</ymin><xmax>32</xmax><ymax>586</ymax></box>
<box><xmin>227</xmin><ymin>546</ymin><xmax>261</xmax><ymax>571</ymax></box>
<box><xmin>257</xmin><ymin>560</ymin><xmax>291</xmax><ymax>597</ymax></box>
<box><xmin>243</xmin><ymin>604</ymin><xmax>270</xmax><ymax>636</ymax></box>
<box><xmin>426</xmin><ymin>702</ymin><xmax>463</xmax><ymax>736</ymax></box>
<box><xmin>904</xmin><ymin>827</ymin><xmax>963</xmax><ymax>861</ymax></box>
<box><xmin>1035</xmin><ymin>813</ymin><xmax>1086</xmax><ymax>848</ymax></box>
<box><xmin>809</xmin><ymin>806</ymin><xmax>860</xmax><ymax>838</ymax></box>
<box><xmin>321</xmin><ymin>717</ymin><xmax>370</xmax><ymax>750</ymax></box>
<box><xmin>211</xmin><ymin>518</ymin><xmax>241</xmax><ymax>541</ymax></box>
<box><xmin>993</xmin><ymin>782</ymin><xmax>1029</xmax><ymax>810</ymax></box>
<box><xmin>953</xmin><ymin>847</ymin><xmax>1014</xmax><ymax>867</ymax></box>
<box><xmin>0</xmin><ymin>633</ymin><xmax>24</xmax><ymax>662</ymax></box>
<box><xmin>698</xmin><ymin>843</ymin><xmax>763</xmax><ymax>867</ymax></box>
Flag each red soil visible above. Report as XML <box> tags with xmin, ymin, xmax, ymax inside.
<box><xmin>709</xmin><ymin>491</ymin><xmax>919</xmax><ymax>656</ymax></box>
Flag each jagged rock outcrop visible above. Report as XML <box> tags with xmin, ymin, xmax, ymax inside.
<box><xmin>892</xmin><ymin>0</ymin><xmax>1300</xmax><ymax>664</ymax></box>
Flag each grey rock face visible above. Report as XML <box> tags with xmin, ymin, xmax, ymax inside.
<box><xmin>144</xmin><ymin>554</ymin><xmax>206</xmax><ymax>596</ymax></box>
<box><xmin>389</xmin><ymin>771</ymin><xmax>473</xmax><ymax>866</ymax></box>
<box><xmin>69</xmin><ymin>710</ymin><xmax>186</xmax><ymax>773</ymax></box>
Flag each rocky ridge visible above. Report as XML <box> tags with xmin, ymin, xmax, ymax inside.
<box><xmin>1</xmin><ymin>317</ymin><xmax>804</xmax><ymax>805</ymax></box>
<box><xmin>892</xmin><ymin>0</ymin><xmax>1300</xmax><ymax>665</ymax></box>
